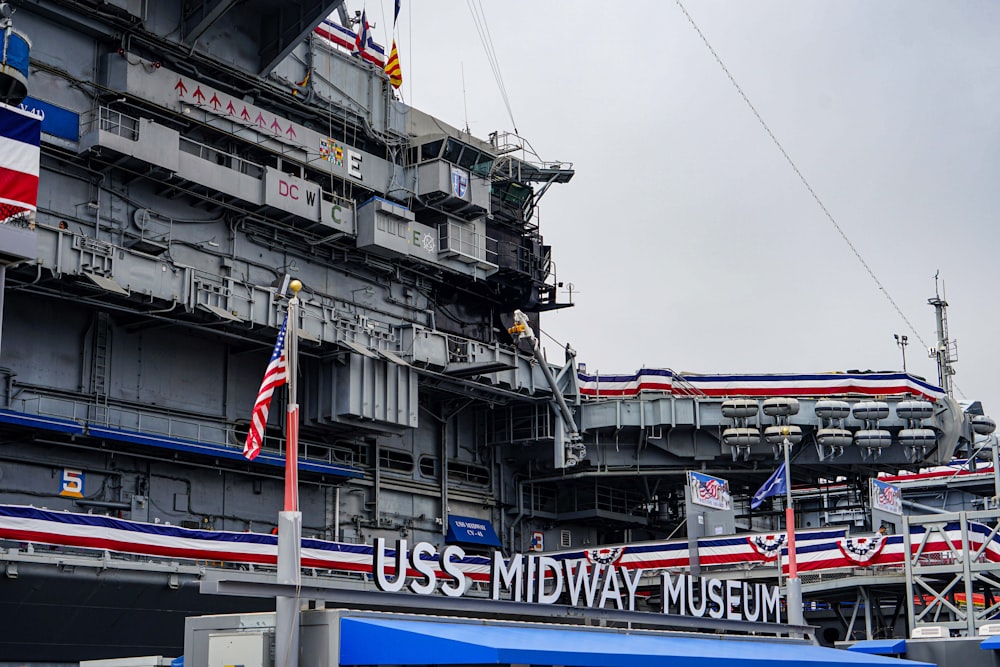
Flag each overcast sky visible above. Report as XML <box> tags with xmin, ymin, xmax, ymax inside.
<box><xmin>366</xmin><ymin>1</ymin><xmax>999</xmax><ymax>416</ymax></box>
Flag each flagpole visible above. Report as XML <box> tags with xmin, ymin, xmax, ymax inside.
<box><xmin>284</xmin><ymin>280</ymin><xmax>301</xmax><ymax>513</ymax></box>
<box><xmin>275</xmin><ymin>279</ymin><xmax>302</xmax><ymax>667</ymax></box>
<box><xmin>782</xmin><ymin>427</ymin><xmax>804</xmax><ymax>628</ymax></box>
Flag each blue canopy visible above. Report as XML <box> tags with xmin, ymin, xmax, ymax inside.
<box><xmin>339</xmin><ymin>616</ymin><xmax>934</xmax><ymax>667</ymax></box>
<box><xmin>445</xmin><ymin>514</ymin><xmax>501</xmax><ymax>547</ymax></box>
<box><xmin>848</xmin><ymin>639</ymin><xmax>907</xmax><ymax>655</ymax></box>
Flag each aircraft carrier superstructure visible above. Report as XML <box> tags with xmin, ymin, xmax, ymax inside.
<box><xmin>0</xmin><ymin>1</ymin><xmax>997</xmax><ymax>662</ymax></box>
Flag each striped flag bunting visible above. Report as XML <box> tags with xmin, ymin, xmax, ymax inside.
<box><xmin>577</xmin><ymin>369</ymin><xmax>946</xmax><ymax>401</ymax></box>
<box><xmin>0</xmin><ymin>102</ymin><xmax>42</xmax><ymax>223</ymax></box>
<box><xmin>2</xmin><ymin>503</ymin><xmax>995</xmax><ymax>579</ymax></box>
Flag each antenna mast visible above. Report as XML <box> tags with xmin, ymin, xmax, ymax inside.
<box><xmin>461</xmin><ymin>62</ymin><xmax>470</xmax><ymax>134</ymax></box>
<box><xmin>927</xmin><ymin>272</ymin><xmax>957</xmax><ymax>397</ymax></box>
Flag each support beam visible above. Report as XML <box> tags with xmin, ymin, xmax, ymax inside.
<box><xmin>259</xmin><ymin>1</ymin><xmax>345</xmax><ymax>76</ymax></box>
<box><xmin>183</xmin><ymin>0</ymin><xmax>240</xmax><ymax>46</ymax></box>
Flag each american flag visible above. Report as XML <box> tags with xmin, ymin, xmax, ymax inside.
<box><xmin>243</xmin><ymin>314</ymin><xmax>288</xmax><ymax>460</ymax></box>
<box><xmin>878</xmin><ymin>485</ymin><xmax>898</xmax><ymax>507</ymax></box>
<box><xmin>699</xmin><ymin>478</ymin><xmax>725</xmax><ymax>501</ymax></box>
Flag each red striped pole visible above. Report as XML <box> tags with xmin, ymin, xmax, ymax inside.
<box><xmin>285</xmin><ymin>405</ymin><xmax>299</xmax><ymax>512</ymax></box>
<box><xmin>782</xmin><ymin>430</ymin><xmax>803</xmax><ymax>628</ymax></box>
<box><xmin>283</xmin><ymin>279</ymin><xmax>302</xmax><ymax>512</ymax></box>
<box><xmin>276</xmin><ymin>279</ymin><xmax>303</xmax><ymax>667</ymax></box>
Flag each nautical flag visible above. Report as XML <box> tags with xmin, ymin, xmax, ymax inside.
<box><xmin>385</xmin><ymin>40</ymin><xmax>402</xmax><ymax>88</ymax></box>
<box><xmin>243</xmin><ymin>315</ymin><xmax>289</xmax><ymax>460</ymax></box>
<box><xmin>313</xmin><ymin>19</ymin><xmax>386</xmax><ymax>67</ymax></box>
<box><xmin>384</xmin><ymin>1</ymin><xmax>402</xmax><ymax>89</ymax></box>
<box><xmin>0</xmin><ymin>102</ymin><xmax>42</xmax><ymax>223</ymax></box>
<box><xmin>354</xmin><ymin>10</ymin><xmax>369</xmax><ymax>58</ymax></box>
<box><xmin>751</xmin><ymin>462</ymin><xmax>787</xmax><ymax>509</ymax></box>
<box><xmin>292</xmin><ymin>68</ymin><xmax>311</xmax><ymax>96</ymax></box>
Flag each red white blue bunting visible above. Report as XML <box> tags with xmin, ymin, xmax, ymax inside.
<box><xmin>1</xmin><ymin>505</ymin><xmax>996</xmax><ymax>581</ymax></box>
<box><xmin>577</xmin><ymin>370</ymin><xmax>946</xmax><ymax>401</ymax></box>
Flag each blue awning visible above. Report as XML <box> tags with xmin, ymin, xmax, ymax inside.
<box><xmin>445</xmin><ymin>514</ymin><xmax>501</xmax><ymax>547</ymax></box>
<box><xmin>0</xmin><ymin>408</ymin><xmax>361</xmax><ymax>479</ymax></box>
<box><xmin>0</xmin><ymin>409</ymin><xmax>85</xmax><ymax>435</ymax></box>
<box><xmin>848</xmin><ymin>639</ymin><xmax>907</xmax><ymax>655</ymax></box>
<box><xmin>982</xmin><ymin>634</ymin><xmax>1000</xmax><ymax>650</ymax></box>
<box><xmin>339</xmin><ymin>617</ymin><xmax>935</xmax><ymax>667</ymax></box>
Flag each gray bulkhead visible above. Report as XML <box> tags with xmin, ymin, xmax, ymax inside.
<box><xmin>0</xmin><ymin>0</ymin><xmax>976</xmax><ymax>561</ymax></box>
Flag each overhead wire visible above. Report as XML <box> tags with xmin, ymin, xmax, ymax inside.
<box><xmin>540</xmin><ymin>326</ymin><xmax>565</xmax><ymax>350</ymax></box>
<box><xmin>406</xmin><ymin>1</ymin><xmax>412</xmax><ymax>106</ymax></box>
<box><xmin>466</xmin><ymin>0</ymin><xmax>519</xmax><ymax>134</ymax></box>
<box><xmin>472</xmin><ymin>0</ymin><xmax>516</xmax><ymax>131</ymax></box>
<box><xmin>379</xmin><ymin>0</ymin><xmax>389</xmax><ymax>48</ymax></box>
<box><xmin>673</xmin><ymin>0</ymin><xmax>929</xmax><ymax>354</ymax></box>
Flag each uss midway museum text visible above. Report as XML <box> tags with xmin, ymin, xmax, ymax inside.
<box><xmin>372</xmin><ymin>539</ymin><xmax>782</xmax><ymax>623</ymax></box>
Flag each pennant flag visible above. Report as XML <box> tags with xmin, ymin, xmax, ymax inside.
<box><xmin>292</xmin><ymin>68</ymin><xmax>311</xmax><ymax>96</ymax></box>
<box><xmin>751</xmin><ymin>462</ymin><xmax>787</xmax><ymax>509</ymax></box>
<box><xmin>243</xmin><ymin>315</ymin><xmax>289</xmax><ymax>460</ymax></box>
<box><xmin>384</xmin><ymin>40</ymin><xmax>402</xmax><ymax>88</ymax></box>
<box><xmin>393</xmin><ymin>0</ymin><xmax>400</xmax><ymax>21</ymax></box>
<box><xmin>0</xmin><ymin>102</ymin><xmax>42</xmax><ymax>224</ymax></box>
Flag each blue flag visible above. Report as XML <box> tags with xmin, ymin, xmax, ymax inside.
<box><xmin>751</xmin><ymin>462</ymin><xmax>787</xmax><ymax>509</ymax></box>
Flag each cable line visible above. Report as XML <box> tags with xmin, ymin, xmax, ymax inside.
<box><xmin>674</xmin><ymin>0</ymin><xmax>927</xmax><ymax>352</ymax></box>
<box><xmin>466</xmin><ymin>0</ymin><xmax>519</xmax><ymax>134</ymax></box>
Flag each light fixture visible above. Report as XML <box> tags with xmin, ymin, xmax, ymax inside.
<box><xmin>894</xmin><ymin>333</ymin><xmax>909</xmax><ymax>373</ymax></box>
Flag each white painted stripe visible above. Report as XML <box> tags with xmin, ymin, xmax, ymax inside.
<box><xmin>2</xmin><ymin>101</ymin><xmax>44</xmax><ymax>121</ymax></box>
<box><xmin>0</xmin><ymin>134</ymin><xmax>41</xmax><ymax>175</ymax></box>
<box><xmin>0</xmin><ymin>196</ymin><xmax>36</xmax><ymax>211</ymax></box>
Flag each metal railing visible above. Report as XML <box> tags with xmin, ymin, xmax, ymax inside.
<box><xmin>439</xmin><ymin>221</ymin><xmax>498</xmax><ymax>267</ymax></box>
<box><xmin>95</xmin><ymin>106</ymin><xmax>140</xmax><ymax>140</ymax></box>
<box><xmin>904</xmin><ymin>510</ymin><xmax>1000</xmax><ymax>636</ymax></box>
<box><xmin>178</xmin><ymin>136</ymin><xmax>264</xmax><ymax>179</ymax></box>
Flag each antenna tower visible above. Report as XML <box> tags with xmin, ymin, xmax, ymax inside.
<box><xmin>927</xmin><ymin>272</ymin><xmax>958</xmax><ymax>397</ymax></box>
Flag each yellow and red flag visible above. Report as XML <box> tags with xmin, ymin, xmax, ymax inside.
<box><xmin>384</xmin><ymin>40</ymin><xmax>402</xmax><ymax>88</ymax></box>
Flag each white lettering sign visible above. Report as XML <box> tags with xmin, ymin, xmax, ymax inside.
<box><xmin>348</xmin><ymin>150</ymin><xmax>363</xmax><ymax>180</ymax></box>
<box><xmin>370</xmin><ymin>539</ymin><xmax>780</xmax><ymax>623</ymax></box>
<box><xmin>373</xmin><ymin>538</ymin><xmax>469</xmax><ymax>597</ymax></box>
<box><xmin>660</xmin><ymin>571</ymin><xmax>781</xmax><ymax>623</ymax></box>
